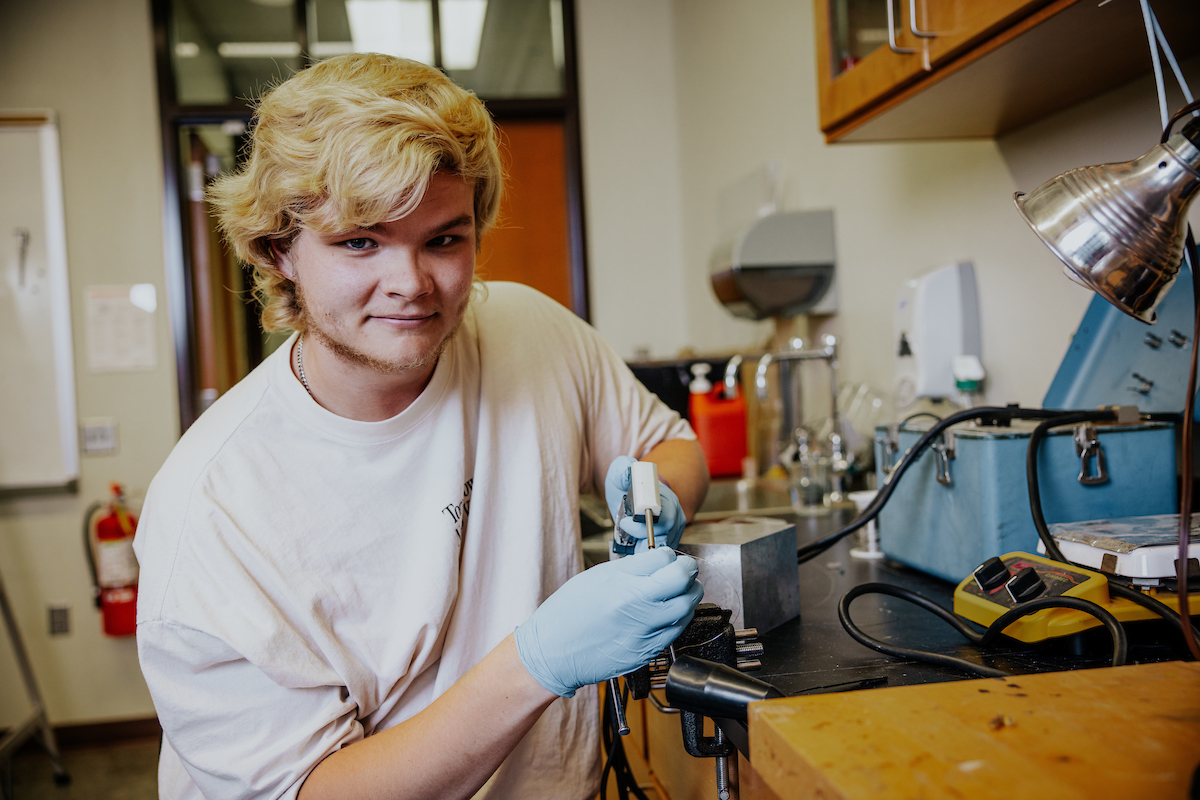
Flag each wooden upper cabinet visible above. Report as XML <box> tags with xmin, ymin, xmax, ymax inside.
<box><xmin>814</xmin><ymin>0</ymin><xmax>925</xmax><ymax>128</ymax></box>
<box><xmin>815</xmin><ymin>0</ymin><xmax>1036</xmax><ymax>131</ymax></box>
<box><xmin>814</xmin><ymin>0</ymin><xmax>1200</xmax><ymax>143</ymax></box>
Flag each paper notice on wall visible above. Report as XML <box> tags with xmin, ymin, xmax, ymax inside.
<box><xmin>86</xmin><ymin>284</ymin><xmax>157</xmax><ymax>372</ymax></box>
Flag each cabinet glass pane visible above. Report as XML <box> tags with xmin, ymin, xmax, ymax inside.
<box><xmin>171</xmin><ymin>0</ymin><xmax>301</xmax><ymax>105</ymax></box>
<box><xmin>830</xmin><ymin>0</ymin><xmax>888</xmax><ymax>77</ymax></box>
<box><xmin>442</xmin><ymin>0</ymin><xmax>563</xmax><ymax>99</ymax></box>
<box><xmin>307</xmin><ymin>0</ymin><xmax>563</xmax><ymax>99</ymax></box>
<box><xmin>309</xmin><ymin>0</ymin><xmax>436</xmax><ymax>65</ymax></box>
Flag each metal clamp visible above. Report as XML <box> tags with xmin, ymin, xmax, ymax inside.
<box><xmin>877</xmin><ymin>423</ymin><xmax>901</xmax><ymax>482</ymax></box>
<box><xmin>932</xmin><ymin>430</ymin><xmax>955</xmax><ymax>486</ymax></box>
<box><xmin>1073</xmin><ymin>424</ymin><xmax>1108</xmax><ymax>485</ymax></box>
<box><xmin>714</xmin><ymin>730</ymin><xmax>731</xmax><ymax>800</ymax></box>
<box><xmin>648</xmin><ymin>690</ymin><xmax>680</xmax><ymax>715</ymax></box>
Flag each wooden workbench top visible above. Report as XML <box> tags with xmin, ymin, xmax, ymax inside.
<box><xmin>749</xmin><ymin>660</ymin><xmax>1200</xmax><ymax>799</ymax></box>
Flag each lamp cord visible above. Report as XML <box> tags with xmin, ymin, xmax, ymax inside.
<box><xmin>1151</xmin><ymin>11</ymin><xmax>1194</xmax><ymax>107</ymax></box>
<box><xmin>1140</xmin><ymin>0</ymin><xmax>1170</xmax><ymax>125</ymax></box>
<box><xmin>1176</xmin><ymin>225</ymin><xmax>1200</xmax><ymax>662</ymax></box>
<box><xmin>1146</xmin><ymin>5</ymin><xmax>1200</xmax><ymax>657</ymax></box>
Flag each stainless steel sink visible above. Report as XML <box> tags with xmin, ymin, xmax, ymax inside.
<box><xmin>693</xmin><ymin>477</ymin><xmax>796</xmax><ymax>522</ymax></box>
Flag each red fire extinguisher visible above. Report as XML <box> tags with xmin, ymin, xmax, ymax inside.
<box><xmin>84</xmin><ymin>482</ymin><xmax>139</xmax><ymax>637</ymax></box>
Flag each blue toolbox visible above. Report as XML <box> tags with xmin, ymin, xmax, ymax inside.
<box><xmin>872</xmin><ymin>420</ymin><xmax>1177</xmax><ymax>583</ymax></box>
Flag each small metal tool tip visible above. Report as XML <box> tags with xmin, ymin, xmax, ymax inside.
<box><xmin>608</xmin><ymin>678</ymin><xmax>629</xmax><ymax>736</ymax></box>
<box><xmin>646</xmin><ymin>516</ymin><xmax>656</xmax><ymax>549</ymax></box>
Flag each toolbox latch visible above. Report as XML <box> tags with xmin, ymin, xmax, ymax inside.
<box><xmin>877</xmin><ymin>424</ymin><xmax>901</xmax><ymax>484</ymax></box>
<box><xmin>1073</xmin><ymin>424</ymin><xmax>1109</xmax><ymax>485</ymax></box>
<box><xmin>932</xmin><ymin>430</ymin><xmax>955</xmax><ymax>486</ymax></box>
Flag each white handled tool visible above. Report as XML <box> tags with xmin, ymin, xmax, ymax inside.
<box><xmin>629</xmin><ymin>461</ymin><xmax>662</xmax><ymax>549</ymax></box>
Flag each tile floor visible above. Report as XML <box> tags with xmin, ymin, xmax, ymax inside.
<box><xmin>7</xmin><ymin>737</ymin><xmax>158</xmax><ymax>800</ymax></box>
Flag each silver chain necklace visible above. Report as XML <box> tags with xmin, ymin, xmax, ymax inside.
<box><xmin>295</xmin><ymin>332</ymin><xmax>313</xmax><ymax>396</ymax></box>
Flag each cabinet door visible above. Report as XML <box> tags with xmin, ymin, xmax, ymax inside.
<box><xmin>814</xmin><ymin>0</ymin><xmax>1050</xmax><ymax>136</ymax></box>
<box><xmin>916</xmin><ymin>0</ymin><xmax>1050</xmax><ymax>67</ymax></box>
<box><xmin>815</xmin><ymin>0</ymin><xmax>929</xmax><ymax>132</ymax></box>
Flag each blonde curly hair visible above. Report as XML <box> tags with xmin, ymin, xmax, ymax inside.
<box><xmin>208</xmin><ymin>53</ymin><xmax>503</xmax><ymax>333</ymax></box>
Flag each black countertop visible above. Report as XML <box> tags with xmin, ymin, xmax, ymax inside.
<box><xmin>712</xmin><ymin>509</ymin><xmax>1193</xmax><ymax>757</ymax></box>
<box><xmin>760</xmin><ymin>509</ymin><xmax>1191</xmax><ymax>695</ymax></box>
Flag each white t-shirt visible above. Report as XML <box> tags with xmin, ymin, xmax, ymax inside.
<box><xmin>134</xmin><ymin>282</ymin><xmax>694</xmax><ymax>800</ymax></box>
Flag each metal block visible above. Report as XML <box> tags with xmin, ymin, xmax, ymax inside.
<box><xmin>677</xmin><ymin>517</ymin><xmax>799</xmax><ymax>633</ymax></box>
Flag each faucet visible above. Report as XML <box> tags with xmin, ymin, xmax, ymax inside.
<box><xmin>722</xmin><ymin>355</ymin><xmax>742</xmax><ymax>399</ymax></box>
<box><xmin>756</xmin><ymin>335</ymin><xmax>840</xmax><ymax>448</ymax></box>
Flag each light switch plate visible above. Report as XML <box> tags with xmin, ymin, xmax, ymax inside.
<box><xmin>81</xmin><ymin>417</ymin><xmax>118</xmax><ymax>455</ymax></box>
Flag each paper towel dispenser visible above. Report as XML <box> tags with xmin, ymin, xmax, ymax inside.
<box><xmin>709</xmin><ymin>210</ymin><xmax>836</xmax><ymax>320</ymax></box>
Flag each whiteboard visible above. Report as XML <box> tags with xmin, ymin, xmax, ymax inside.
<box><xmin>0</xmin><ymin>111</ymin><xmax>78</xmax><ymax>492</ymax></box>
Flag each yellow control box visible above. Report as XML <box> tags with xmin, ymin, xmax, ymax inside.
<box><xmin>953</xmin><ymin>551</ymin><xmax>1188</xmax><ymax>642</ymax></box>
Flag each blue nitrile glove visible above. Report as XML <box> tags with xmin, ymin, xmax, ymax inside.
<box><xmin>604</xmin><ymin>456</ymin><xmax>687</xmax><ymax>554</ymax></box>
<box><xmin>514</xmin><ymin>548</ymin><xmax>703</xmax><ymax>697</ymax></box>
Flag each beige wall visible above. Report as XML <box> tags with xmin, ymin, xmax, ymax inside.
<box><xmin>578</xmin><ymin>0</ymin><xmax>1197</xmax><ymax>410</ymax></box>
<box><xmin>575</xmin><ymin>0</ymin><xmax>691</xmax><ymax>359</ymax></box>
<box><xmin>0</xmin><ymin>0</ymin><xmax>175</xmax><ymax>726</ymax></box>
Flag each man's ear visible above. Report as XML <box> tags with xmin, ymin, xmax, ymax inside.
<box><xmin>272</xmin><ymin>240</ymin><xmax>296</xmax><ymax>281</ymax></box>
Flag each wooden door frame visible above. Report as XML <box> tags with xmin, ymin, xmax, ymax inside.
<box><xmin>149</xmin><ymin>0</ymin><xmax>590</xmax><ymax>432</ymax></box>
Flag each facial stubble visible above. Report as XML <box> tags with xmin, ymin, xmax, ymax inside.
<box><xmin>295</xmin><ymin>281</ymin><xmax>470</xmax><ymax>376</ymax></box>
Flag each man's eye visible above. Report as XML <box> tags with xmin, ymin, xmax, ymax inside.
<box><xmin>342</xmin><ymin>238</ymin><xmax>374</xmax><ymax>250</ymax></box>
<box><xmin>429</xmin><ymin>235</ymin><xmax>456</xmax><ymax>248</ymax></box>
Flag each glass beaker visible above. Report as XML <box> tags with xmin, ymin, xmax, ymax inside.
<box><xmin>782</xmin><ymin>427</ymin><xmax>831</xmax><ymax>516</ymax></box>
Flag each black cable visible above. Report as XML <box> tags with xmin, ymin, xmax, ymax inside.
<box><xmin>599</xmin><ymin>682</ymin><xmax>617</xmax><ymax>800</ymax></box>
<box><xmin>980</xmin><ymin>595</ymin><xmax>1127</xmax><ymax>667</ymax></box>
<box><xmin>1160</xmin><ymin>102</ymin><xmax>1200</xmax><ymax>660</ymax></box>
<box><xmin>1024</xmin><ymin>399</ymin><xmax>1199</xmax><ymax>659</ymax></box>
<box><xmin>1025</xmin><ymin>410</ymin><xmax>1119</xmax><ymax>564</ymax></box>
<box><xmin>1143</xmin><ymin>412</ymin><xmax>1184</xmax><ymax>424</ymax></box>
<box><xmin>798</xmin><ymin>405</ymin><xmax>1068</xmax><ymax>564</ymax></box>
<box><xmin>599</xmin><ymin>680</ymin><xmax>649</xmax><ymax>800</ymax></box>
<box><xmin>620</xmin><ymin>681</ymin><xmax>649</xmax><ymax>800</ymax></box>
<box><xmin>838</xmin><ymin>583</ymin><xmax>1129</xmax><ymax>678</ymax></box>
<box><xmin>1107</xmin><ymin>581</ymin><xmax>1200</xmax><ymax>644</ymax></box>
<box><xmin>838</xmin><ymin>583</ymin><xmax>1005</xmax><ymax>677</ymax></box>
<box><xmin>1177</xmin><ymin>224</ymin><xmax>1200</xmax><ymax>660</ymax></box>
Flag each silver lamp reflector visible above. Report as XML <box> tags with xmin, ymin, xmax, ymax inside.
<box><xmin>1014</xmin><ymin>122</ymin><xmax>1200</xmax><ymax>324</ymax></box>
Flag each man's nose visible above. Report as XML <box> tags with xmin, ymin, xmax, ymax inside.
<box><xmin>380</xmin><ymin>248</ymin><xmax>433</xmax><ymax>299</ymax></box>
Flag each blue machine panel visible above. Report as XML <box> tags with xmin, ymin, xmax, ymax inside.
<box><xmin>874</xmin><ymin>422</ymin><xmax>1177</xmax><ymax>582</ymax></box>
<box><xmin>1044</xmin><ymin>268</ymin><xmax>1196</xmax><ymax>414</ymax></box>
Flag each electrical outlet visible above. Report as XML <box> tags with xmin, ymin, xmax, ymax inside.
<box><xmin>48</xmin><ymin>604</ymin><xmax>70</xmax><ymax>636</ymax></box>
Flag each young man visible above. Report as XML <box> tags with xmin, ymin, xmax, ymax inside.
<box><xmin>134</xmin><ymin>53</ymin><xmax>709</xmax><ymax>799</ymax></box>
